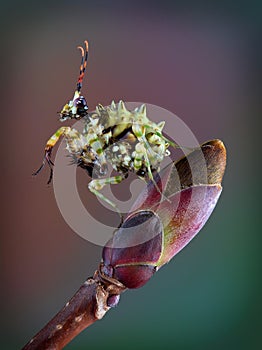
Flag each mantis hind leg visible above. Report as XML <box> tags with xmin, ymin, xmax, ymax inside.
<box><xmin>133</xmin><ymin>140</ymin><xmax>170</xmax><ymax>203</ymax></box>
<box><xmin>88</xmin><ymin>174</ymin><xmax>126</xmax><ymax>223</ymax></box>
<box><xmin>133</xmin><ymin>123</ymin><xmax>169</xmax><ymax>202</ymax></box>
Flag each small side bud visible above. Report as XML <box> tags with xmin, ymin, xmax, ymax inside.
<box><xmin>107</xmin><ymin>294</ymin><xmax>120</xmax><ymax>308</ymax></box>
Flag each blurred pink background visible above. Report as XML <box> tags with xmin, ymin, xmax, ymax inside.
<box><xmin>1</xmin><ymin>1</ymin><xmax>260</xmax><ymax>349</ymax></box>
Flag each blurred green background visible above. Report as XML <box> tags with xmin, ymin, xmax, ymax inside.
<box><xmin>1</xmin><ymin>1</ymin><xmax>261</xmax><ymax>349</ymax></box>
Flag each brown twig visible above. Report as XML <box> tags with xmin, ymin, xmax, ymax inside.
<box><xmin>22</xmin><ymin>266</ymin><xmax>126</xmax><ymax>350</ymax></box>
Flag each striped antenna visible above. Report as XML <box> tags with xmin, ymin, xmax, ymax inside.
<box><xmin>77</xmin><ymin>40</ymin><xmax>89</xmax><ymax>92</ymax></box>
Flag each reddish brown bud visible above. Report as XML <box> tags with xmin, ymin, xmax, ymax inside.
<box><xmin>102</xmin><ymin>140</ymin><xmax>226</xmax><ymax>289</ymax></box>
<box><xmin>102</xmin><ymin>211</ymin><xmax>163</xmax><ymax>288</ymax></box>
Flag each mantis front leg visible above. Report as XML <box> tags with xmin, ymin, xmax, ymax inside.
<box><xmin>33</xmin><ymin>126</ymin><xmax>76</xmax><ymax>184</ymax></box>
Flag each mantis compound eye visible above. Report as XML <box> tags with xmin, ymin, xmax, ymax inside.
<box><xmin>74</xmin><ymin>96</ymin><xmax>88</xmax><ymax>118</ymax></box>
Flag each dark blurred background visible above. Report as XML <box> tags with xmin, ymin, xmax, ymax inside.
<box><xmin>1</xmin><ymin>1</ymin><xmax>261</xmax><ymax>349</ymax></box>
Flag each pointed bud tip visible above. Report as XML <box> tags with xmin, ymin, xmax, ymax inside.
<box><xmin>201</xmin><ymin>139</ymin><xmax>226</xmax><ymax>185</ymax></box>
